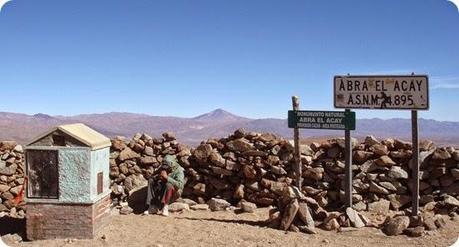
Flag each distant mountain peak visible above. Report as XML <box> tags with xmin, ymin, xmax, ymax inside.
<box><xmin>33</xmin><ymin>113</ymin><xmax>54</xmax><ymax>119</ymax></box>
<box><xmin>193</xmin><ymin>108</ymin><xmax>247</xmax><ymax>121</ymax></box>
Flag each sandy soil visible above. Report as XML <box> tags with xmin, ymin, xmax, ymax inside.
<box><xmin>4</xmin><ymin>208</ymin><xmax>459</xmax><ymax>247</ymax></box>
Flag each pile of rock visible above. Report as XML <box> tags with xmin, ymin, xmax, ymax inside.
<box><xmin>109</xmin><ymin>132</ymin><xmax>192</xmax><ymax>204</ymax></box>
<box><xmin>344</xmin><ymin>136</ymin><xmax>458</xmax><ymax>216</ymax></box>
<box><xmin>183</xmin><ymin>129</ymin><xmax>296</xmax><ymax>206</ymax></box>
<box><xmin>182</xmin><ymin>129</ymin><xmax>459</xmax><ymax>218</ymax></box>
<box><xmin>267</xmin><ymin>186</ymin><xmax>369</xmax><ymax>234</ymax></box>
<box><xmin>0</xmin><ymin>141</ymin><xmax>26</xmax><ymax>218</ymax></box>
<box><xmin>271</xmin><ymin>185</ymin><xmax>459</xmax><ymax>237</ymax></box>
<box><xmin>382</xmin><ymin>194</ymin><xmax>459</xmax><ymax>237</ymax></box>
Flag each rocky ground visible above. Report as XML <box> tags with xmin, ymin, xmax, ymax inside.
<box><xmin>3</xmin><ymin>208</ymin><xmax>458</xmax><ymax>247</ymax></box>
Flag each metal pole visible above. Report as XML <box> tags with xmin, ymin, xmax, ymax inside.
<box><xmin>344</xmin><ymin>109</ymin><xmax>352</xmax><ymax>208</ymax></box>
<box><xmin>292</xmin><ymin>96</ymin><xmax>302</xmax><ymax>188</ymax></box>
<box><xmin>411</xmin><ymin>110</ymin><xmax>420</xmax><ymax>216</ymax></box>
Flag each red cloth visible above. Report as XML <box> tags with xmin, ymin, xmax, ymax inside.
<box><xmin>162</xmin><ymin>185</ymin><xmax>176</xmax><ymax>204</ymax></box>
<box><xmin>14</xmin><ymin>177</ymin><xmax>27</xmax><ymax>205</ymax></box>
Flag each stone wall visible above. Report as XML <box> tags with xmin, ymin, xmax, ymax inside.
<box><xmin>0</xmin><ymin>141</ymin><xmax>25</xmax><ymax>218</ymax></box>
<box><xmin>108</xmin><ymin>129</ymin><xmax>458</xmax><ymax>215</ymax></box>
<box><xmin>1</xmin><ymin>129</ymin><xmax>458</xmax><ymax>222</ymax></box>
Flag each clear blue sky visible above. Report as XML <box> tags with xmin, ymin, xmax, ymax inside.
<box><xmin>1</xmin><ymin>0</ymin><xmax>458</xmax><ymax>120</ymax></box>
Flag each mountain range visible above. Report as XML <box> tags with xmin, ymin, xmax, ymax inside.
<box><xmin>0</xmin><ymin>109</ymin><xmax>458</xmax><ymax>146</ymax></box>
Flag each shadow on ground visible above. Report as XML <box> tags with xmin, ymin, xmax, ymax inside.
<box><xmin>179</xmin><ymin>216</ymin><xmax>268</xmax><ymax>228</ymax></box>
<box><xmin>128</xmin><ymin>186</ymin><xmax>148</xmax><ymax>214</ymax></box>
<box><xmin>0</xmin><ymin>216</ymin><xmax>26</xmax><ymax>238</ymax></box>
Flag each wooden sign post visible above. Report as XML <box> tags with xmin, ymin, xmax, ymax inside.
<box><xmin>334</xmin><ymin>74</ymin><xmax>429</xmax><ymax>216</ymax></box>
<box><xmin>292</xmin><ymin>96</ymin><xmax>302</xmax><ymax>188</ymax></box>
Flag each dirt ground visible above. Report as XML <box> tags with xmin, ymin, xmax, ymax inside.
<box><xmin>4</xmin><ymin>208</ymin><xmax>459</xmax><ymax>247</ymax></box>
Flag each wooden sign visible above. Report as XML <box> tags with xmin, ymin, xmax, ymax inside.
<box><xmin>334</xmin><ymin>75</ymin><xmax>429</xmax><ymax>110</ymax></box>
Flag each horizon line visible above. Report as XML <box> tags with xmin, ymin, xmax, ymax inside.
<box><xmin>0</xmin><ymin>109</ymin><xmax>457</xmax><ymax>123</ymax></box>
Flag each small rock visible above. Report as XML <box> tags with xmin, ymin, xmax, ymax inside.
<box><xmin>118</xmin><ymin>147</ymin><xmax>140</xmax><ymax>161</ymax></box>
<box><xmin>0</xmin><ymin>184</ymin><xmax>9</xmax><ymax>193</ymax></box>
<box><xmin>404</xmin><ymin>227</ymin><xmax>425</xmax><ymax>237</ymax></box>
<box><xmin>1</xmin><ymin>233</ymin><xmax>22</xmax><ymax>244</ymax></box>
<box><xmin>176</xmin><ymin>198</ymin><xmax>197</xmax><ymax>206</ymax></box>
<box><xmin>432</xmin><ymin>149</ymin><xmax>451</xmax><ymax>160</ymax></box>
<box><xmin>240</xmin><ymin>201</ymin><xmax>257</xmax><ymax>213</ymax></box>
<box><xmin>365</xmin><ymin>135</ymin><xmax>380</xmax><ymax>147</ymax></box>
<box><xmin>370</xmin><ymin>144</ymin><xmax>389</xmax><ymax>156</ymax></box>
<box><xmin>368</xmin><ymin>199</ymin><xmax>390</xmax><ymax>215</ymax></box>
<box><xmin>384</xmin><ymin>216</ymin><xmax>410</xmax><ymax>236</ymax></box>
<box><xmin>434</xmin><ymin>215</ymin><xmax>446</xmax><ymax>229</ymax></box>
<box><xmin>451</xmin><ymin>168</ymin><xmax>459</xmax><ymax>179</ymax></box>
<box><xmin>444</xmin><ymin>195</ymin><xmax>459</xmax><ymax>207</ymax></box>
<box><xmin>13</xmin><ymin>145</ymin><xmax>23</xmax><ymax>153</ymax></box>
<box><xmin>194</xmin><ymin>144</ymin><xmax>213</xmax><ymax>162</ymax></box>
<box><xmin>345</xmin><ymin>207</ymin><xmax>365</xmax><ymax>228</ymax></box>
<box><xmin>119</xmin><ymin>206</ymin><xmax>133</xmax><ymax>215</ymax></box>
<box><xmin>297</xmin><ymin>202</ymin><xmax>315</xmax><ymax>230</ymax></box>
<box><xmin>409</xmin><ymin>215</ymin><xmax>424</xmax><ymax>228</ymax></box>
<box><xmin>388</xmin><ymin>166</ymin><xmax>408</xmax><ymax>179</ymax></box>
<box><xmin>423</xmin><ymin>217</ymin><xmax>437</xmax><ymax>231</ymax></box>
<box><xmin>280</xmin><ymin>199</ymin><xmax>299</xmax><ymax>231</ymax></box>
<box><xmin>0</xmin><ymin>141</ymin><xmax>17</xmax><ymax>151</ymax></box>
<box><xmin>299</xmin><ymin>145</ymin><xmax>314</xmax><ymax>156</ymax></box>
<box><xmin>453</xmin><ymin>151</ymin><xmax>459</xmax><ymax>161</ymax></box>
<box><xmin>375</xmin><ymin>156</ymin><xmax>396</xmax><ymax>167</ymax></box>
<box><xmin>353</xmin><ymin>201</ymin><xmax>367</xmax><ymax>212</ymax></box>
<box><xmin>354</xmin><ymin>151</ymin><xmax>374</xmax><ymax>163</ymax></box>
<box><xmin>168</xmin><ymin>202</ymin><xmax>190</xmax><ymax>212</ymax></box>
<box><xmin>190</xmin><ymin>204</ymin><xmax>209</xmax><ymax>211</ymax></box>
<box><xmin>369</xmin><ymin>181</ymin><xmax>389</xmax><ymax>195</ymax></box>
<box><xmin>208</xmin><ymin>198</ymin><xmax>231</xmax><ymax>211</ymax></box>
<box><xmin>162</xmin><ymin>132</ymin><xmax>176</xmax><ymax>141</ymax></box>
<box><xmin>226</xmin><ymin>138</ymin><xmax>254</xmax><ymax>153</ymax></box>
<box><xmin>322</xmin><ymin>218</ymin><xmax>340</xmax><ymax>231</ymax></box>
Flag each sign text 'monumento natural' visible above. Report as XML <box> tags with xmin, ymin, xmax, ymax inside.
<box><xmin>288</xmin><ymin>110</ymin><xmax>355</xmax><ymax>130</ymax></box>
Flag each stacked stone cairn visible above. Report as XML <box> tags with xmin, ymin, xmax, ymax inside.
<box><xmin>109</xmin><ymin>132</ymin><xmax>192</xmax><ymax>205</ymax></box>
<box><xmin>0</xmin><ymin>141</ymin><xmax>26</xmax><ymax>218</ymax></box>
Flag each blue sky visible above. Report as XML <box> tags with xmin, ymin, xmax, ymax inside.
<box><xmin>0</xmin><ymin>0</ymin><xmax>458</xmax><ymax>120</ymax></box>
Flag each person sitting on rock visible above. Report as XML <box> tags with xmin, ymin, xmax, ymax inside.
<box><xmin>144</xmin><ymin>155</ymin><xmax>184</xmax><ymax>216</ymax></box>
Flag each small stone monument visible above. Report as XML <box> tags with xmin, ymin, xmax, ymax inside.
<box><xmin>25</xmin><ymin>123</ymin><xmax>111</xmax><ymax>240</ymax></box>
